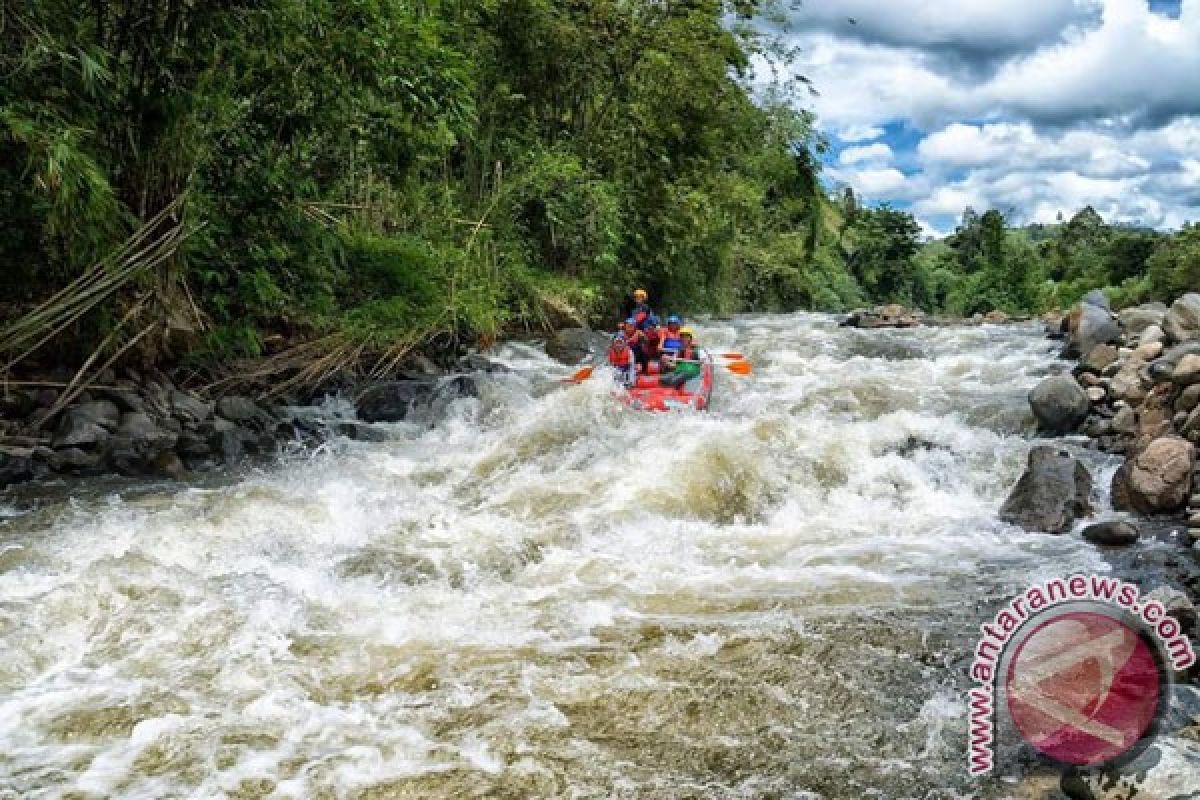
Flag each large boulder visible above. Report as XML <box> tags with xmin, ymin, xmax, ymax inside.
<box><xmin>170</xmin><ymin>390</ymin><xmax>213</xmax><ymax>427</ymax></box>
<box><xmin>0</xmin><ymin>449</ymin><xmax>34</xmax><ymax>488</ymax></box>
<box><xmin>1172</xmin><ymin>353</ymin><xmax>1200</xmax><ymax>385</ymax></box>
<box><xmin>1066</xmin><ymin>301</ymin><xmax>1120</xmax><ymax>359</ymax></box>
<box><xmin>1062</xmin><ymin>736</ymin><xmax>1200</xmax><ymax>800</ymax></box>
<box><xmin>1081</xmin><ymin>289</ymin><xmax>1111</xmax><ymax>310</ymax></box>
<box><xmin>841</xmin><ymin>305</ymin><xmax>921</xmax><ymax>329</ymax></box>
<box><xmin>1111</xmin><ymin>436</ymin><xmax>1194</xmax><ymax>514</ymax></box>
<box><xmin>545</xmin><ymin>328</ymin><xmax>611</xmax><ymax>365</ymax></box>
<box><xmin>216</xmin><ymin>396</ymin><xmax>261</xmax><ymax>423</ymax></box>
<box><xmin>1029</xmin><ymin>375</ymin><xmax>1091</xmax><ymax>434</ymax></box>
<box><xmin>999</xmin><ymin>446</ymin><xmax>1094</xmax><ymax>533</ymax></box>
<box><xmin>1163</xmin><ymin>292</ymin><xmax>1200</xmax><ymax>344</ymax></box>
<box><xmin>355</xmin><ymin>376</ymin><xmax>478</xmax><ymax>423</ymax></box>
<box><xmin>51</xmin><ymin>400</ymin><xmax>120</xmax><ymax>448</ymax></box>
<box><xmin>1117</xmin><ymin>301</ymin><xmax>1167</xmax><ymax>335</ymax></box>
<box><xmin>1081</xmin><ymin>344</ymin><xmax>1118</xmax><ymax>373</ymax></box>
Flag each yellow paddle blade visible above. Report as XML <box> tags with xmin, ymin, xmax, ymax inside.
<box><xmin>725</xmin><ymin>360</ymin><xmax>752</xmax><ymax>376</ymax></box>
<box><xmin>564</xmin><ymin>365</ymin><xmax>595</xmax><ymax>383</ymax></box>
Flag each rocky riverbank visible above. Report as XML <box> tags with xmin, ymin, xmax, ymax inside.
<box><xmin>1004</xmin><ymin>291</ymin><xmax>1200</xmax><ymax>800</ymax></box>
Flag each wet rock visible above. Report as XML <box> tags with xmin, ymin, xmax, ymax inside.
<box><xmin>1118</xmin><ymin>302</ymin><xmax>1167</xmax><ymax>335</ymax></box>
<box><xmin>216</xmin><ymin>396</ymin><xmax>259</xmax><ymax>423</ymax></box>
<box><xmin>170</xmin><ymin>390</ymin><xmax>213</xmax><ymax>427</ymax></box>
<box><xmin>355</xmin><ymin>376</ymin><xmax>478</xmax><ymax>424</ymax></box>
<box><xmin>545</xmin><ymin>327</ymin><xmax>610</xmax><ymax>364</ymax></box>
<box><xmin>459</xmin><ymin>353</ymin><xmax>511</xmax><ymax>374</ymax></box>
<box><xmin>1082</xmin><ymin>289</ymin><xmax>1111</xmax><ymax>309</ymax></box>
<box><xmin>1162</xmin><ymin>684</ymin><xmax>1200</xmax><ymax>733</ymax></box>
<box><xmin>840</xmin><ymin>304</ymin><xmax>921</xmax><ymax>329</ymax></box>
<box><xmin>1066</xmin><ymin>301</ymin><xmax>1120</xmax><ymax>359</ymax></box>
<box><xmin>1141</xmin><ymin>324</ymin><xmax>1166</xmax><ymax>345</ymax></box>
<box><xmin>1144</xmin><ymin>586</ymin><xmax>1197</xmax><ymax>634</ymax></box>
<box><xmin>1062</xmin><ymin>736</ymin><xmax>1200</xmax><ymax>800</ymax></box>
<box><xmin>1178</xmin><ymin>384</ymin><xmax>1200</xmax><ymax>413</ymax></box>
<box><xmin>1081</xmin><ymin>520</ymin><xmax>1139</xmax><ymax>546</ymax></box>
<box><xmin>153</xmin><ymin>450</ymin><xmax>187</xmax><ymax>480</ymax></box>
<box><xmin>1081</xmin><ymin>344</ymin><xmax>1118</xmax><ymax>373</ymax></box>
<box><xmin>1109</xmin><ymin>367</ymin><xmax>1148</xmax><ymax>404</ymax></box>
<box><xmin>1112</xmin><ymin>436</ymin><xmax>1194</xmax><ymax>514</ymax></box>
<box><xmin>0</xmin><ymin>450</ymin><xmax>34</xmax><ymax>488</ymax></box>
<box><xmin>983</xmin><ymin>309</ymin><xmax>1009</xmax><ymax>323</ymax></box>
<box><xmin>999</xmin><ymin>446</ymin><xmax>1094</xmax><ymax>533</ymax></box>
<box><xmin>51</xmin><ymin>401</ymin><xmax>120</xmax><ymax>448</ymax></box>
<box><xmin>335</xmin><ymin>421</ymin><xmax>392</xmax><ymax>442</ymax></box>
<box><xmin>1173</xmin><ymin>353</ymin><xmax>1200</xmax><ymax>385</ymax></box>
<box><xmin>99</xmin><ymin>387</ymin><xmax>146</xmax><ymax>414</ymax></box>
<box><xmin>0</xmin><ymin>391</ymin><xmax>36</xmax><ymax>420</ymax></box>
<box><xmin>1029</xmin><ymin>375</ymin><xmax>1091</xmax><ymax>433</ymax></box>
<box><xmin>1112</xmin><ymin>405</ymin><xmax>1138</xmax><ymax>435</ymax></box>
<box><xmin>1085</xmin><ymin>387</ymin><xmax>1106</xmax><ymax>403</ymax></box>
<box><xmin>1163</xmin><ymin>292</ymin><xmax>1200</xmax><ymax>343</ymax></box>
<box><xmin>1133</xmin><ymin>340</ymin><xmax>1164</xmax><ymax>361</ymax></box>
<box><xmin>55</xmin><ymin>447</ymin><xmax>102</xmax><ymax>472</ymax></box>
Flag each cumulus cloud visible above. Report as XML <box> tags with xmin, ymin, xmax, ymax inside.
<box><xmin>770</xmin><ymin>0</ymin><xmax>1200</xmax><ymax>230</ymax></box>
<box><xmin>838</xmin><ymin>143</ymin><xmax>894</xmax><ymax>166</ymax></box>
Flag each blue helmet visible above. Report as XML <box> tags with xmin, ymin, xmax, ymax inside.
<box><xmin>667</xmin><ymin>314</ymin><xmax>682</xmax><ymax>325</ymax></box>
<box><xmin>646</xmin><ymin>314</ymin><xmax>660</xmax><ymax>327</ymax></box>
<box><xmin>624</xmin><ymin>317</ymin><xmax>637</xmax><ymax>326</ymax></box>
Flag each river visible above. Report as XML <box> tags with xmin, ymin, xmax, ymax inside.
<box><xmin>0</xmin><ymin>314</ymin><xmax>1120</xmax><ymax>799</ymax></box>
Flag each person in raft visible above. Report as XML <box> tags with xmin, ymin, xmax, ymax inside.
<box><xmin>606</xmin><ymin>335</ymin><xmax>637</xmax><ymax>387</ymax></box>
<box><xmin>659</xmin><ymin>326</ymin><xmax>701</xmax><ymax>389</ymax></box>
<box><xmin>619</xmin><ymin>317</ymin><xmax>650</xmax><ymax>371</ymax></box>
<box><xmin>628</xmin><ymin>288</ymin><xmax>654</xmax><ymax>329</ymax></box>
<box><xmin>659</xmin><ymin>315</ymin><xmax>685</xmax><ymax>354</ymax></box>
<box><xmin>642</xmin><ymin>314</ymin><xmax>662</xmax><ymax>363</ymax></box>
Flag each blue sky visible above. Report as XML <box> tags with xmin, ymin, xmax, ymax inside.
<box><xmin>756</xmin><ymin>0</ymin><xmax>1199</xmax><ymax>236</ymax></box>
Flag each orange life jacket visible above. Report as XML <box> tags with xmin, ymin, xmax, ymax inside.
<box><xmin>608</xmin><ymin>342</ymin><xmax>632</xmax><ymax>367</ymax></box>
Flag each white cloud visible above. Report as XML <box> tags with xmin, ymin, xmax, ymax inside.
<box><xmin>838</xmin><ymin>143</ymin><xmax>894</xmax><ymax>166</ymax></box>
<box><xmin>837</xmin><ymin>124</ymin><xmax>886</xmax><ymax>143</ymax></box>
<box><xmin>838</xmin><ymin>167</ymin><xmax>909</xmax><ymax>198</ymax></box>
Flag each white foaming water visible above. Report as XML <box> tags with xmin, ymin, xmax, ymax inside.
<box><xmin>0</xmin><ymin>314</ymin><xmax>1114</xmax><ymax>799</ymax></box>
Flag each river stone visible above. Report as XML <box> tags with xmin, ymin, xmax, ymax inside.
<box><xmin>51</xmin><ymin>401</ymin><xmax>120</xmax><ymax>448</ymax></box>
<box><xmin>1082</xmin><ymin>344</ymin><xmax>1118</xmax><ymax>372</ymax></box>
<box><xmin>0</xmin><ymin>451</ymin><xmax>34</xmax><ymax>488</ymax></box>
<box><xmin>1029</xmin><ymin>375</ymin><xmax>1090</xmax><ymax>433</ymax></box>
<box><xmin>1112</xmin><ymin>405</ymin><xmax>1137</xmax><ymax>435</ymax></box>
<box><xmin>1062</xmin><ymin>736</ymin><xmax>1200</xmax><ymax>800</ymax></box>
<box><xmin>1173</xmin><ymin>354</ymin><xmax>1200</xmax><ymax>385</ymax></box>
<box><xmin>171</xmin><ymin>390</ymin><xmax>213</xmax><ymax>426</ymax></box>
<box><xmin>355</xmin><ymin>376</ymin><xmax>479</xmax><ymax>423</ymax></box>
<box><xmin>56</xmin><ymin>446</ymin><xmax>102</xmax><ymax>471</ymax></box>
<box><xmin>1085</xmin><ymin>387</ymin><xmax>1106</xmax><ymax>403</ymax></box>
<box><xmin>1118</xmin><ymin>302</ymin><xmax>1167</xmax><ymax>335</ymax></box>
<box><xmin>1141</xmin><ymin>323</ymin><xmax>1166</xmax><ymax>345</ymax></box>
<box><xmin>0</xmin><ymin>391</ymin><xmax>36</xmax><ymax>420</ymax></box>
<box><xmin>1179</xmin><ymin>384</ymin><xmax>1200</xmax><ymax>413</ymax></box>
<box><xmin>1082</xmin><ymin>289</ymin><xmax>1111</xmax><ymax>310</ymax></box>
<box><xmin>1080</xmin><ymin>520</ymin><xmax>1139</xmax><ymax>546</ymax></box>
<box><xmin>216</xmin><ymin>396</ymin><xmax>260</xmax><ymax>423</ymax></box>
<box><xmin>1164</xmin><ymin>293</ymin><xmax>1200</xmax><ymax>343</ymax></box>
<box><xmin>999</xmin><ymin>446</ymin><xmax>1093</xmax><ymax>534</ymax></box>
<box><xmin>545</xmin><ymin>327</ymin><xmax>610</xmax><ymax>364</ymax></box>
<box><xmin>1067</xmin><ymin>301</ymin><xmax>1120</xmax><ymax>359</ymax></box>
<box><xmin>1133</xmin><ymin>340</ymin><xmax>1164</xmax><ymax>361</ymax></box>
<box><xmin>153</xmin><ymin>450</ymin><xmax>187</xmax><ymax>480</ymax></box>
<box><xmin>1112</xmin><ymin>436</ymin><xmax>1194</xmax><ymax>514</ymax></box>
<box><xmin>1145</xmin><ymin>586</ymin><xmax>1197</xmax><ymax>634</ymax></box>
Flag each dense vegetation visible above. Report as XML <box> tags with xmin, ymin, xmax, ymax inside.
<box><xmin>2</xmin><ymin>1</ymin><xmax>1196</xmax><ymax>391</ymax></box>
<box><xmin>1</xmin><ymin>0</ymin><xmax>851</xmax><ymax>386</ymax></box>
<box><xmin>832</xmin><ymin>193</ymin><xmax>1200</xmax><ymax>318</ymax></box>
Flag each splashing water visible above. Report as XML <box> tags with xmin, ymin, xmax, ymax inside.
<box><xmin>0</xmin><ymin>314</ymin><xmax>1114</xmax><ymax>799</ymax></box>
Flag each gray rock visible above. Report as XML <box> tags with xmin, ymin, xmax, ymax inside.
<box><xmin>545</xmin><ymin>328</ymin><xmax>611</xmax><ymax>364</ymax></box>
<box><xmin>336</xmin><ymin>421</ymin><xmax>392</xmax><ymax>442</ymax></box>
<box><xmin>52</xmin><ymin>401</ymin><xmax>120</xmax><ymax>448</ymax></box>
<box><xmin>459</xmin><ymin>353</ymin><xmax>511</xmax><ymax>374</ymax></box>
<box><xmin>0</xmin><ymin>451</ymin><xmax>34</xmax><ymax>488</ymax></box>
<box><xmin>1163</xmin><ymin>292</ymin><xmax>1200</xmax><ymax>343</ymax></box>
<box><xmin>1080</xmin><ymin>520</ymin><xmax>1139</xmax><ymax>546</ymax></box>
<box><xmin>1133</xmin><ymin>340</ymin><xmax>1164</xmax><ymax>361</ymax></box>
<box><xmin>1029</xmin><ymin>375</ymin><xmax>1091</xmax><ymax>434</ymax></box>
<box><xmin>1178</xmin><ymin>384</ymin><xmax>1200</xmax><ymax>413</ymax></box>
<box><xmin>1082</xmin><ymin>344</ymin><xmax>1119</xmax><ymax>373</ymax></box>
<box><xmin>1141</xmin><ymin>323</ymin><xmax>1166</xmax><ymax>345</ymax></box>
<box><xmin>170</xmin><ymin>390</ymin><xmax>213</xmax><ymax>426</ymax></box>
<box><xmin>1063</xmin><ymin>736</ymin><xmax>1200</xmax><ymax>800</ymax></box>
<box><xmin>1086</xmin><ymin>386</ymin><xmax>1106</xmax><ymax>403</ymax></box>
<box><xmin>1112</xmin><ymin>405</ymin><xmax>1138</xmax><ymax>434</ymax></box>
<box><xmin>1118</xmin><ymin>302</ymin><xmax>1167</xmax><ymax>335</ymax></box>
<box><xmin>1173</xmin><ymin>353</ymin><xmax>1200</xmax><ymax>385</ymax></box>
<box><xmin>1068</xmin><ymin>302</ymin><xmax>1120</xmax><ymax>358</ymax></box>
<box><xmin>1112</xmin><ymin>436</ymin><xmax>1195</xmax><ymax>514</ymax></box>
<box><xmin>355</xmin><ymin>376</ymin><xmax>479</xmax><ymax>424</ymax></box>
<box><xmin>1000</xmin><ymin>446</ymin><xmax>1094</xmax><ymax>533</ymax></box>
<box><xmin>55</xmin><ymin>447</ymin><xmax>102</xmax><ymax>471</ymax></box>
<box><xmin>1144</xmin><ymin>586</ymin><xmax>1197</xmax><ymax>634</ymax></box>
<box><xmin>216</xmin><ymin>396</ymin><xmax>259</xmax><ymax>423</ymax></box>
<box><xmin>153</xmin><ymin>451</ymin><xmax>187</xmax><ymax>480</ymax></box>
<box><xmin>99</xmin><ymin>388</ymin><xmax>146</xmax><ymax>414</ymax></box>
<box><xmin>0</xmin><ymin>391</ymin><xmax>36</xmax><ymax>420</ymax></box>
<box><xmin>1082</xmin><ymin>289</ymin><xmax>1111</xmax><ymax>309</ymax></box>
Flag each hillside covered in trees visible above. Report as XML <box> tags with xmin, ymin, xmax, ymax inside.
<box><xmin>2</xmin><ymin>1</ymin><xmax>1198</xmax><ymax>389</ymax></box>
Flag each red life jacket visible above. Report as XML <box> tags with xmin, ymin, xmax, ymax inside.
<box><xmin>608</xmin><ymin>342</ymin><xmax>632</xmax><ymax>367</ymax></box>
<box><xmin>643</xmin><ymin>327</ymin><xmax>662</xmax><ymax>356</ymax></box>
<box><xmin>622</xmin><ymin>327</ymin><xmax>643</xmax><ymax>346</ymax></box>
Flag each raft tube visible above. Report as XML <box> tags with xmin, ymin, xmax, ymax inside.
<box><xmin>623</xmin><ymin>353</ymin><xmax>714</xmax><ymax>412</ymax></box>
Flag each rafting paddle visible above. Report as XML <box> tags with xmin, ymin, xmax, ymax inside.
<box><xmin>562</xmin><ymin>365</ymin><xmax>595</xmax><ymax>383</ymax></box>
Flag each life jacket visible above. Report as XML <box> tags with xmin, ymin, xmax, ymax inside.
<box><xmin>643</xmin><ymin>326</ymin><xmax>662</xmax><ymax>356</ymax></box>
<box><xmin>622</xmin><ymin>327</ymin><xmax>643</xmax><ymax>347</ymax></box>
<box><xmin>678</xmin><ymin>342</ymin><xmax>696</xmax><ymax>361</ymax></box>
<box><xmin>631</xmin><ymin>302</ymin><xmax>652</xmax><ymax>328</ymax></box>
<box><xmin>661</xmin><ymin>328</ymin><xmax>684</xmax><ymax>353</ymax></box>
<box><xmin>607</xmin><ymin>341</ymin><xmax>632</xmax><ymax>367</ymax></box>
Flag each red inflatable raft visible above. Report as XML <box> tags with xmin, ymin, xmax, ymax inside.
<box><xmin>623</xmin><ymin>353</ymin><xmax>714</xmax><ymax>412</ymax></box>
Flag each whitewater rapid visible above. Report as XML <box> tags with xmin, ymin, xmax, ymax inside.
<box><xmin>0</xmin><ymin>314</ymin><xmax>1118</xmax><ymax>799</ymax></box>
